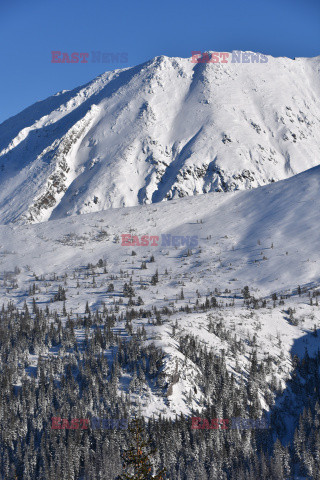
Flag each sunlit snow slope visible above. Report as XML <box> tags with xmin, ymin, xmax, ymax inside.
<box><xmin>0</xmin><ymin>52</ymin><xmax>320</xmax><ymax>224</ymax></box>
<box><xmin>1</xmin><ymin>163</ymin><xmax>320</xmax><ymax>297</ymax></box>
<box><xmin>1</xmin><ymin>164</ymin><xmax>320</xmax><ymax>417</ymax></box>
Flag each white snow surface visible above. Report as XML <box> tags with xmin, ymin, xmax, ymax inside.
<box><xmin>1</xmin><ymin>163</ymin><xmax>320</xmax><ymax>418</ymax></box>
<box><xmin>0</xmin><ymin>52</ymin><xmax>320</xmax><ymax>224</ymax></box>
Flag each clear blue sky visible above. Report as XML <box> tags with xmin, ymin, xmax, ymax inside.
<box><xmin>0</xmin><ymin>0</ymin><xmax>319</xmax><ymax>124</ymax></box>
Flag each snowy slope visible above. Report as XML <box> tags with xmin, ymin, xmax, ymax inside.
<box><xmin>1</xmin><ymin>164</ymin><xmax>320</xmax><ymax>417</ymax></box>
<box><xmin>0</xmin><ymin>52</ymin><xmax>320</xmax><ymax>224</ymax></box>
<box><xmin>1</xmin><ymin>163</ymin><xmax>320</xmax><ymax>298</ymax></box>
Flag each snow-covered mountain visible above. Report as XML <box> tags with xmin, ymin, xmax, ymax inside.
<box><xmin>1</xmin><ymin>163</ymin><xmax>320</xmax><ymax>418</ymax></box>
<box><xmin>0</xmin><ymin>52</ymin><xmax>320</xmax><ymax>224</ymax></box>
<box><xmin>2</xmin><ymin>52</ymin><xmax>320</xmax><ymax>477</ymax></box>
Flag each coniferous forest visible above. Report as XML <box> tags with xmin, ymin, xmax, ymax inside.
<box><xmin>1</xmin><ymin>295</ymin><xmax>320</xmax><ymax>479</ymax></box>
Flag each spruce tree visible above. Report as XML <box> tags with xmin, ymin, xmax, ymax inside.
<box><xmin>117</xmin><ymin>418</ymin><xmax>166</xmax><ymax>479</ymax></box>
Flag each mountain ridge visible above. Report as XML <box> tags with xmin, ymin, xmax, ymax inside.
<box><xmin>0</xmin><ymin>51</ymin><xmax>319</xmax><ymax>224</ymax></box>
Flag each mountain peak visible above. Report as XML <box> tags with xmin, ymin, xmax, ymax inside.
<box><xmin>0</xmin><ymin>52</ymin><xmax>320</xmax><ymax>224</ymax></box>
